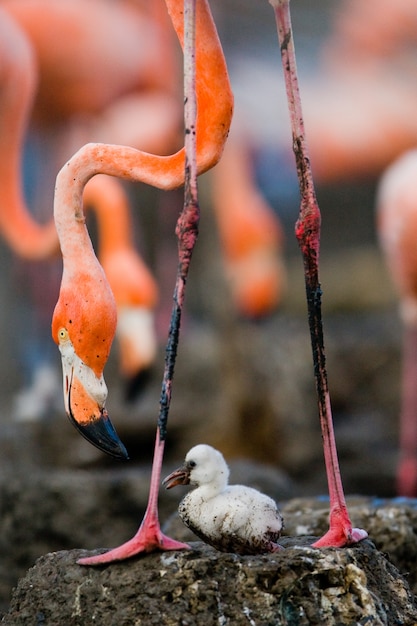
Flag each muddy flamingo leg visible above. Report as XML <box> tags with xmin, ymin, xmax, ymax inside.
<box><xmin>78</xmin><ymin>0</ymin><xmax>203</xmax><ymax>565</ymax></box>
<box><xmin>269</xmin><ymin>0</ymin><xmax>367</xmax><ymax>548</ymax></box>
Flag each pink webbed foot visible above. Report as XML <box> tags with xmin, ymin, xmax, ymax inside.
<box><xmin>312</xmin><ymin>508</ymin><xmax>368</xmax><ymax>548</ymax></box>
<box><xmin>77</xmin><ymin>524</ymin><xmax>190</xmax><ymax>566</ymax></box>
<box><xmin>312</xmin><ymin>526</ymin><xmax>368</xmax><ymax>548</ymax></box>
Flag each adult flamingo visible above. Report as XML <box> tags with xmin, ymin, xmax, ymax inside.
<box><xmin>2</xmin><ymin>0</ymin><xmax>284</xmax><ymax>321</ymax></box>
<box><xmin>0</xmin><ymin>4</ymin><xmax>161</xmax><ymax>401</ymax></box>
<box><xmin>377</xmin><ymin>150</ymin><xmax>417</xmax><ymax>497</ymax></box>
<box><xmin>0</xmin><ymin>0</ymin><xmax>282</xmax><ymax>427</ymax></box>
<box><xmin>52</xmin><ymin>0</ymin><xmax>233</xmax><ymax>562</ymax></box>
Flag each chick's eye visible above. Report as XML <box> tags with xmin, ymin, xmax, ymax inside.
<box><xmin>188</xmin><ymin>460</ymin><xmax>196</xmax><ymax>469</ymax></box>
<box><xmin>58</xmin><ymin>327</ymin><xmax>69</xmax><ymax>343</ymax></box>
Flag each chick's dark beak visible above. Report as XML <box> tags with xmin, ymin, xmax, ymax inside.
<box><xmin>163</xmin><ymin>465</ymin><xmax>191</xmax><ymax>489</ymax></box>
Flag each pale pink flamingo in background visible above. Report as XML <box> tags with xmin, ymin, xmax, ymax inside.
<box><xmin>51</xmin><ymin>0</ymin><xmax>233</xmax><ymax>563</ymax></box>
<box><xmin>377</xmin><ymin>150</ymin><xmax>417</xmax><ymax>497</ymax></box>
<box><xmin>320</xmin><ymin>0</ymin><xmax>417</xmax><ymax>72</ymax></box>
<box><xmin>302</xmin><ymin>0</ymin><xmax>417</xmax><ymax>184</ymax></box>
<box><xmin>1</xmin><ymin>0</ymin><xmax>181</xmax><ymax>147</ymax></box>
<box><xmin>0</xmin><ymin>0</ymin><xmax>182</xmax><ymax>399</ymax></box>
<box><xmin>268</xmin><ymin>0</ymin><xmax>367</xmax><ymax>547</ymax></box>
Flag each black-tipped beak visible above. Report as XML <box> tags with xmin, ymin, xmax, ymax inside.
<box><xmin>69</xmin><ymin>413</ymin><xmax>129</xmax><ymax>460</ymax></box>
<box><xmin>57</xmin><ymin>339</ymin><xmax>128</xmax><ymax>460</ymax></box>
<box><xmin>67</xmin><ymin>386</ymin><xmax>129</xmax><ymax>460</ymax></box>
<box><xmin>163</xmin><ymin>465</ymin><xmax>190</xmax><ymax>489</ymax></box>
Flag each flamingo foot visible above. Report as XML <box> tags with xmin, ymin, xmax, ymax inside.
<box><xmin>77</xmin><ymin>521</ymin><xmax>190</xmax><ymax>566</ymax></box>
<box><xmin>312</xmin><ymin>526</ymin><xmax>368</xmax><ymax>548</ymax></box>
<box><xmin>312</xmin><ymin>508</ymin><xmax>368</xmax><ymax>548</ymax></box>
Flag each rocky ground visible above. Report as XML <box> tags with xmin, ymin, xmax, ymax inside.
<box><xmin>0</xmin><ymin>7</ymin><xmax>409</xmax><ymax>610</ymax></box>
<box><xmin>3</xmin><ymin>500</ymin><xmax>417</xmax><ymax>625</ymax></box>
<box><xmin>1</xmin><ymin>0</ymin><xmax>413</xmax><ymax>623</ymax></box>
<box><xmin>0</xmin><ymin>227</ymin><xmax>414</xmax><ymax>622</ymax></box>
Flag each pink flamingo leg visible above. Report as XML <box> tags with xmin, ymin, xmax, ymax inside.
<box><xmin>77</xmin><ymin>430</ymin><xmax>190</xmax><ymax>565</ymax></box>
<box><xmin>78</xmin><ymin>0</ymin><xmax>200</xmax><ymax>565</ymax></box>
<box><xmin>270</xmin><ymin>0</ymin><xmax>367</xmax><ymax>548</ymax></box>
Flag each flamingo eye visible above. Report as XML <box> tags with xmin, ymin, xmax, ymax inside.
<box><xmin>58</xmin><ymin>327</ymin><xmax>69</xmax><ymax>343</ymax></box>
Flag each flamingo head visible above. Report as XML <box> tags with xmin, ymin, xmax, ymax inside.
<box><xmin>52</xmin><ymin>270</ymin><xmax>128</xmax><ymax>460</ymax></box>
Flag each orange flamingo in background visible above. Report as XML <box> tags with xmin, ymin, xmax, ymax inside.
<box><xmin>52</xmin><ymin>0</ymin><xmax>233</xmax><ymax>562</ymax></box>
<box><xmin>377</xmin><ymin>150</ymin><xmax>417</xmax><ymax>497</ymax></box>
<box><xmin>84</xmin><ymin>175</ymin><xmax>159</xmax><ymax>397</ymax></box>
<box><xmin>1</xmin><ymin>0</ymin><xmax>180</xmax><ymax>143</ymax></box>
<box><xmin>212</xmin><ymin>123</ymin><xmax>285</xmax><ymax>318</ymax></box>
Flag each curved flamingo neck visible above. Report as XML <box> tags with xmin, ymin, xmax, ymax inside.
<box><xmin>54</xmin><ymin>163</ymin><xmax>97</xmax><ymax>268</ymax></box>
<box><xmin>58</xmin><ymin>0</ymin><xmax>232</xmax><ymax>191</ymax></box>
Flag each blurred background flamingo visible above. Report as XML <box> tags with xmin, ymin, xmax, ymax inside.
<box><xmin>301</xmin><ymin>0</ymin><xmax>417</xmax><ymax>497</ymax></box>
<box><xmin>302</xmin><ymin>0</ymin><xmax>417</xmax><ymax>184</ymax></box>
<box><xmin>377</xmin><ymin>150</ymin><xmax>417</xmax><ymax>497</ymax></box>
<box><xmin>0</xmin><ymin>0</ymin><xmax>284</xmax><ymax>423</ymax></box>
